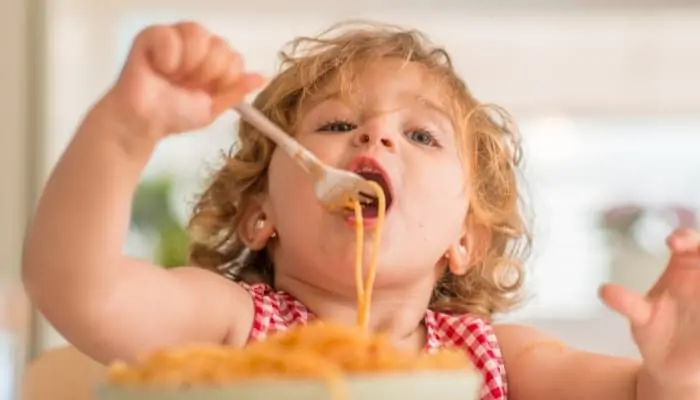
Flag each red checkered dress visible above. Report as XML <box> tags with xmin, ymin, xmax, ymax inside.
<box><xmin>241</xmin><ymin>282</ymin><xmax>507</xmax><ymax>400</ymax></box>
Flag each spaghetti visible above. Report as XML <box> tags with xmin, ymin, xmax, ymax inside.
<box><xmin>106</xmin><ymin>182</ymin><xmax>472</xmax><ymax>397</ymax></box>
<box><xmin>353</xmin><ymin>181</ymin><xmax>385</xmax><ymax>329</ymax></box>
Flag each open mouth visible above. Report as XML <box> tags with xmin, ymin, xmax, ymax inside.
<box><xmin>348</xmin><ymin>157</ymin><xmax>394</xmax><ymax>219</ymax></box>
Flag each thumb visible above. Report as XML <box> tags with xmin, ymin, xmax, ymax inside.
<box><xmin>212</xmin><ymin>73</ymin><xmax>267</xmax><ymax>116</ymax></box>
<box><xmin>599</xmin><ymin>283</ymin><xmax>653</xmax><ymax>327</ymax></box>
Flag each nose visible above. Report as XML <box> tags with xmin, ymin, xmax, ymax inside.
<box><xmin>352</xmin><ymin>128</ymin><xmax>395</xmax><ymax>150</ymax></box>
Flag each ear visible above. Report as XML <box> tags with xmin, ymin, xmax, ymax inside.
<box><xmin>446</xmin><ymin>215</ymin><xmax>492</xmax><ymax>275</ymax></box>
<box><xmin>446</xmin><ymin>239</ymin><xmax>469</xmax><ymax>275</ymax></box>
<box><xmin>237</xmin><ymin>200</ymin><xmax>277</xmax><ymax>251</ymax></box>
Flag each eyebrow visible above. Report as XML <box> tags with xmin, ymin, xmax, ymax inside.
<box><xmin>305</xmin><ymin>90</ymin><xmax>452</xmax><ymax>124</ymax></box>
<box><xmin>410</xmin><ymin>93</ymin><xmax>450</xmax><ymax>118</ymax></box>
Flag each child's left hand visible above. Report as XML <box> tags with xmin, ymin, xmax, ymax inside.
<box><xmin>600</xmin><ymin>228</ymin><xmax>700</xmax><ymax>389</ymax></box>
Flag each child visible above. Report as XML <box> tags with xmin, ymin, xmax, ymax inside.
<box><xmin>22</xmin><ymin>21</ymin><xmax>700</xmax><ymax>400</ymax></box>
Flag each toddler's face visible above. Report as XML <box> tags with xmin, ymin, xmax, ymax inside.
<box><xmin>265</xmin><ymin>59</ymin><xmax>469</xmax><ymax>294</ymax></box>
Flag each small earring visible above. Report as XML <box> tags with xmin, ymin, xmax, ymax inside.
<box><xmin>255</xmin><ymin>217</ymin><xmax>277</xmax><ymax>239</ymax></box>
<box><xmin>254</xmin><ymin>218</ymin><xmax>265</xmax><ymax>230</ymax></box>
<box><xmin>444</xmin><ymin>245</ymin><xmax>466</xmax><ymax>258</ymax></box>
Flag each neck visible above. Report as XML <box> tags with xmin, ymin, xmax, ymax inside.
<box><xmin>275</xmin><ymin>272</ymin><xmax>435</xmax><ymax>348</ymax></box>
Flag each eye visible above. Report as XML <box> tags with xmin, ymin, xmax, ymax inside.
<box><xmin>407</xmin><ymin>129</ymin><xmax>440</xmax><ymax>147</ymax></box>
<box><xmin>317</xmin><ymin>120</ymin><xmax>358</xmax><ymax>133</ymax></box>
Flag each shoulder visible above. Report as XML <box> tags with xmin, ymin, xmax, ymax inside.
<box><xmin>168</xmin><ymin>267</ymin><xmax>255</xmax><ymax>346</ymax></box>
<box><xmin>493</xmin><ymin>323</ymin><xmax>568</xmax><ymax>358</ymax></box>
<box><xmin>492</xmin><ymin>323</ymin><xmax>572</xmax><ymax>382</ymax></box>
<box><xmin>169</xmin><ymin>266</ymin><xmax>254</xmax><ymax>310</ymax></box>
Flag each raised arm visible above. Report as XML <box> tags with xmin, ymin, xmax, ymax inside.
<box><xmin>495</xmin><ymin>323</ymin><xmax>639</xmax><ymax>400</ymax></box>
<box><xmin>22</xmin><ymin>22</ymin><xmax>265</xmax><ymax>364</ymax></box>
<box><xmin>496</xmin><ymin>229</ymin><xmax>700</xmax><ymax>399</ymax></box>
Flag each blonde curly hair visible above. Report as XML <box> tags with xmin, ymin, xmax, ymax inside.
<box><xmin>188</xmin><ymin>21</ymin><xmax>531</xmax><ymax>318</ymax></box>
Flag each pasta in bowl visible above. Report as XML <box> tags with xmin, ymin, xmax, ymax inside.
<box><xmin>99</xmin><ymin>323</ymin><xmax>481</xmax><ymax>400</ymax></box>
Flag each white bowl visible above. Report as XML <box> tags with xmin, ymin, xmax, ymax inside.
<box><xmin>97</xmin><ymin>371</ymin><xmax>481</xmax><ymax>400</ymax></box>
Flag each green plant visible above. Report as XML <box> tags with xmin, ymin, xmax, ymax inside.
<box><xmin>130</xmin><ymin>175</ymin><xmax>189</xmax><ymax>268</ymax></box>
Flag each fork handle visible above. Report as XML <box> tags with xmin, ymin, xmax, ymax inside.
<box><xmin>234</xmin><ymin>103</ymin><xmax>322</xmax><ymax>176</ymax></box>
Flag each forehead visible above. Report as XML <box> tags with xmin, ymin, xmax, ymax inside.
<box><xmin>302</xmin><ymin>58</ymin><xmax>453</xmax><ymax>116</ymax></box>
<box><xmin>353</xmin><ymin>59</ymin><xmax>439</xmax><ymax>94</ymax></box>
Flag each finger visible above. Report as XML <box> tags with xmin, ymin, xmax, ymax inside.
<box><xmin>133</xmin><ymin>26</ymin><xmax>183</xmax><ymax>77</ymax></box>
<box><xmin>212</xmin><ymin>51</ymin><xmax>245</xmax><ymax>92</ymax></box>
<box><xmin>211</xmin><ymin>73</ymin><xmax>267</xmax><ymax>116</ymax></box>
<box><xmin>599</xmin><ymin>283</ymin><xmax>653</xmax><ymax>327</ymax></box>
<box><xmin>666</xmin><ymin>228</ymin><xmax>700</xmax><ymax>254</ymax></box>
<box><xmin>174</xmin><ymin>22</ymin><xmax>211</xmax><ymax>81</ymax></box>
<box><xmin>191</xmin><ymin>36</ymin><xmax>230</xmax><ymax>89</ymax></box>
<box><xmin>211</xmin><ymin>73</ymin><xmax>266</xmax><ymax>115</ymax></box>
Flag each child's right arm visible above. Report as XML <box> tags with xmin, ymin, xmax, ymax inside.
<box><xmin>21</xmin><ymin>22</ymin><xmax>266</xmax><ymax>364</ymax></box>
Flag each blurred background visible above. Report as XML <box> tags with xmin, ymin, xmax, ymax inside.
<box><xmin>3</xmin><ymin>0</ymin><xmax>700</xmax><ymax>397</ymax></box>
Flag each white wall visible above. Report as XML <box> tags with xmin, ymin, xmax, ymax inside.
<box><xmin>49</xmin><ymin>0</ymin><xmax>700</xmax><ymax>12</ymax></box>
<box><xmin>44</xmin><ymin>8</ymin><xmax>700</xmax><ymax>169</ymax></box>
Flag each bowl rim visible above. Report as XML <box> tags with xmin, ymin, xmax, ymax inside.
<box><xmin>98</xmin><ymin>369</ymin><xmax>482</xmax><ymax>394</ymax></box>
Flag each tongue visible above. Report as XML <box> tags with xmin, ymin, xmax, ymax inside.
<box><xmin>356</xmin><ymin>172</ymin><xmax>388</xmax><ymax>203</ymax></box>
<box><xmin>360</xmin><ymin>204</ymin><xmax>379</xmax><ymax>218</ymax></box>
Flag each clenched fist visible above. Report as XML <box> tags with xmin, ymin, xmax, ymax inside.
<box><xmin>107</xmin><ymin>22</ymin><xmax>265</xmax><ymax>137</ymax></box>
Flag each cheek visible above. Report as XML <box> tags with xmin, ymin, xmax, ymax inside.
<box><xmin>267</xmin><ymin>150</ymin><xmax>317</xmax><ymax>223</ymax></box>
<box><xmin>297</xmin><ymin>134</ymin><xmax>348</xmax><ymax>167</ymax></box>
<box><xmin>409</xmin><ymin>157</ymin><xmax>466</xmax><ymax>203</ymax></box>
<box><xmin>266</xmin><ymin>131</ymin><xmax>349</xmax><ymax>226</ymax></box>
<box><xmin>404</xmin><ymin>161</ymin><xmax>468</xmax><ymax>234</ymax></box>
